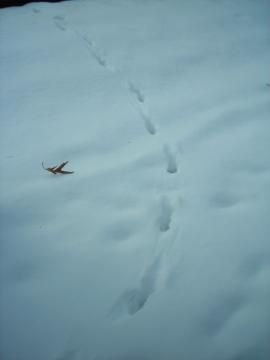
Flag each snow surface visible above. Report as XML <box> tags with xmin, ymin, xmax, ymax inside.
<box><xmin>0</xmin><ymin>0</ymin><xmax>270</xmax><ymax>359</ymax></box>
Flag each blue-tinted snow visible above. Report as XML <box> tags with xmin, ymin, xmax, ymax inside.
<box><xmin>0</xmin><ymin>0</ymin><xmax>270</xmax><ymax>359</ymax></box>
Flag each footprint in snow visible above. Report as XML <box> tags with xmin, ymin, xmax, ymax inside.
<box><xmin>157</xmin><ymin>196</ymin><xmax>173</xmax><ymax>232</ymax></box>
<box><xmin>79</xmin><ymin>34</ymin><xmax>112</xmax><ymax>70</ymax></box>
<box><xmin>110</xmin><ymin>288</ymin><xmax>149</xmax><ymax>318</ymax></box>
<box><xmin>53</xmin><ymin>16</ymin><xmax>67</xmax><ymax>31</ymax></box>
<box><xmin>81</xmin><ymin>34</ymin><xmax>94</xmax><ymax>47</ymax></box>
<box><xmin>163</xmin><ymin>144</ymin><xmax>178</xmax><ymax>174</ymax></box>
<box><xmin>128</xmin><ymin>81</ymin><xmax>145</xmax><ymax>103</ymax></box>
<box><xmin>109</xmin><ymin>256</ymin><xmax>162</xmax><ymax>319</ymax></box>
<box><xmin>140</xmin><ymin>109</ymin><xmax>156</xmax><ymax>135</ymax></box>
<box><xmin>91</xmin><ymin>50</ymin><xmax>107</xmax><ymax>67</ymax></box>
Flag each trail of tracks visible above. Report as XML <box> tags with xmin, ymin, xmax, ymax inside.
<box><xmin>53</xmin><ymin>14</ymin><xmax>181</xmax><ymax>319</ymax></box>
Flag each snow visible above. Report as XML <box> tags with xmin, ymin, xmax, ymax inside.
<box><xmin>0</xmin><ymin>0</ymin><xmax>270</xmax><ymax>359</ymax></box>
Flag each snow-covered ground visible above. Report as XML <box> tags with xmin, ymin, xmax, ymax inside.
<box><xmin>0</xmin><ymin>0</ymin><xmax>270</xmax><ymax>359</ymax></box>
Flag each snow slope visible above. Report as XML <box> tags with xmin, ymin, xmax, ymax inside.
<box><xmin>0</xmin><ymin>0</ymin><xmax>270</xmax><ymax>359</ymax></box>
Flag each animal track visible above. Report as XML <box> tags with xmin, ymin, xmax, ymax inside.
<box><xmin>157</xmin><ymin>196</ymin><xmax>173</xmax><ymax>232</ymax></box>
<box><xmin>108</xmin><ymin>198</ymin><xmax>178</xmax><ymax>320</ymax></box>
<box><xmin>57</xmin><ymin>21</ymin><xmax>160</xmax><ymax>140</ymax></box>
<box><xmin>53</xmin><ymin>16</ymin><xmax>67</xmax><ymax>31</ymax></box>
<box><xmin>110</xmin><ymin>288</ymin><xmax>149</xmax><ymax>318</ymax></box>
<box><xmin>91</xmin><ymin>50</ymin><xmax>107</xmax><ymax>67</ymax></box>
<box><xmin>128</xmin><ymin>81</ymin><xmax>145</xmax><ymax>103</ymax></box>
<box><xmin>77</xmin><ymin>32</ymin><xmax>110</xmax><ymax>69</ymax></box>
<box><xmin>163</xmin><ymin>144</ymin><xmax>178</xmax><ymax>174</ymax></box>
<box><xmin>140</xmin><ymin>110</ymin><xmax>156</xmax><ymax>135</ymax></box>
<box><xmin>109</xmin><ymin>256</ymin><xmax>162</xmax><ymax>319</ymax></box>
<box><xmin>81</xmin><ymin>34</ymin><xmax>94</xmax><ymax>47</ymax></box>
<box><xmin>53</xmin><ymin>18</ymin><xmax>181</xmax><ymax>305</ymax></box>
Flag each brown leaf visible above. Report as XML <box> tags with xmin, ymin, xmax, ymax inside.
<box><xmin>42</xmin><ymin>161</ymin><xmax>74</xmax><ymax>175</ymax></box>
